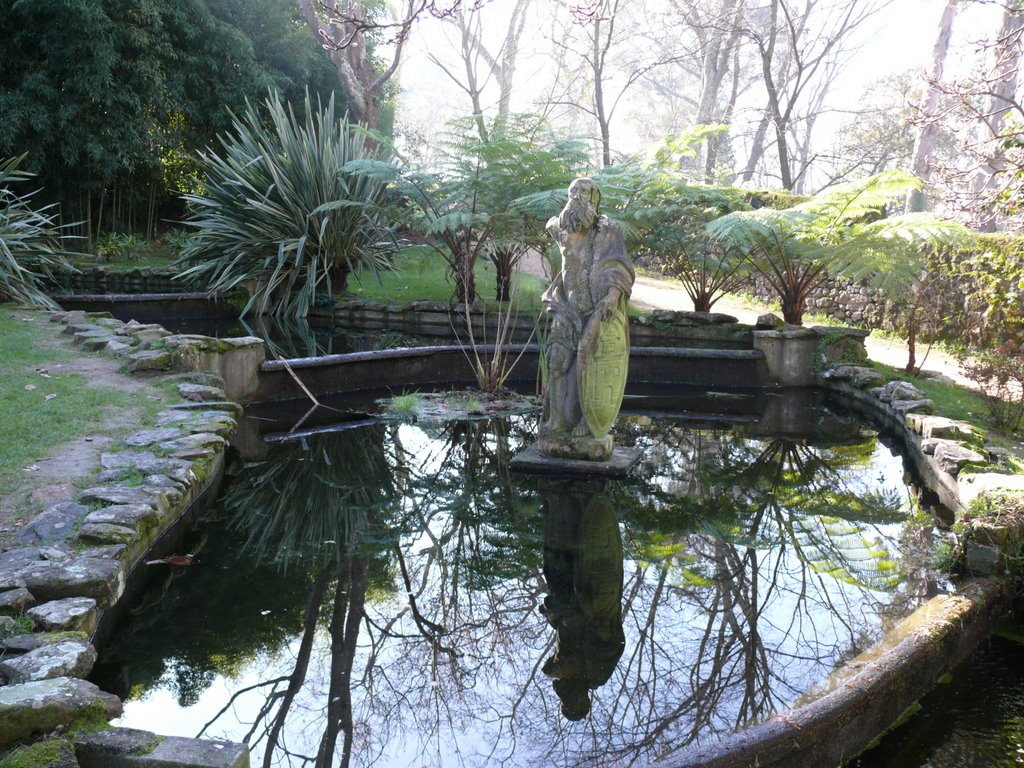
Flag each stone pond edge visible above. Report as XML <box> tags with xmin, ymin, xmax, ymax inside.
<box><xmin>649</xmin><ymin>363</ymin><xmax>1024</xmax><ymax>768</ymax></box>
<box><xmin>0</xmin><ymin>309</ymin><xmax>251</xmax><ymax>768</ymax></box>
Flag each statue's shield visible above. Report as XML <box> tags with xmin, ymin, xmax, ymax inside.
<box><xmin>577</xmin><ymin>312</ymin><xmax>630</xmax><ymax>438</ymax></box>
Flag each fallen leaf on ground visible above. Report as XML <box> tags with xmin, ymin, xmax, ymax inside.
<box><xmin>44</xmin><ymin>394</ymin><xmax>57</xmax><ymax>400</ymax></box>
<box><xmin>22</xmin><ymin>465</ymin><xmax>39</xmax><ymax>472</ymax></box>
<box><xmin>23</xmin><ymin>384</ymin><xmax>35</xmax><ymax>391</ymax></box>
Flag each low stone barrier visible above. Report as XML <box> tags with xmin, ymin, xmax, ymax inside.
<box><xmin>0</xmin><ymin>310</ymin><xmax>251</xmax><ymax>768</ymax></box>
<box><xmin>53</xmin><ymin>267</ymin><xmax>190</xmax><ymax>295</ymax></box>
<box><xmin>330</xmin><ymin>298</ymin><xmax>755</xmax><ymax>348</ymax></box>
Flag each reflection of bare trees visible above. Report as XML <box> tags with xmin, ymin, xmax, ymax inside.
<box><xmin>185</xmin><ymin>414</ymin><xmax>932</xmax><ymax>767</ymax></box>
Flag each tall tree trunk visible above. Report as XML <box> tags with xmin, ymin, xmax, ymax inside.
<box><xmin>296</xmin><ymin>0</ymin><xmax>410</xmax><ymax>131</ymax></box>
<box><xmin>741</xmin><ymin>110</ymin><xmax>773</xmax><ymax>183</ymax></box>
<box><xmin>973</xmin><ymin>0</ymin><xmax>1024</xmax><ymax>230</ymax></box>
<box><xmin>907</xmin><ymin>0</ymin><xmax>958</xmax><ymax>213</ymax></box>
<box><xmin>592</xmin><ymin>16</ymin><xmax>613</xmax><ymax>167</ymax></box>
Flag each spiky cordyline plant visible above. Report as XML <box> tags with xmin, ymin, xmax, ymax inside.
<box><xmin>178</xmin><ymin>92</ymin><xmax>394</xmax><ymax>318</ymax></box>
<box><xmin>0</xmin><ymin>155</ymin><xmax>75</xmax><ymax>308</ymax></box>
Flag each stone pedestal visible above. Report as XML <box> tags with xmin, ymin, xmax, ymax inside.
<box><xmin>537</xmin><ymin>432</ymin><xmax>613</xmax><ymax>462</ymax></box>
<box><xmin>510</xmin><ymin>444</ymin><xmax>641</xmax><ymax>478</ymax></box>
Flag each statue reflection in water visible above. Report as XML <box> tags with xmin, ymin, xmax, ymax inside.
<box><xmin>539</xmin><ymin>479</ymin><xmax>626</xmax><ymax>721</ymax></box>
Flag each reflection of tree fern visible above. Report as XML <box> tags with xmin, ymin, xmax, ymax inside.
<box><xmin>791</xmin><ymin>513</ymin><xmax>902</xmax><ymax>591</ymax></box>
<box><xmin>225</xmin><ymin>427</ymin><xmax>398</xmax><ymax>570</ymax></box>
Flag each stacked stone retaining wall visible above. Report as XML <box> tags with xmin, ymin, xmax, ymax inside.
<box><xmin>0</xmin><ymin>311</ymin><xmax>252</xmax><ymax>768</ymax></box>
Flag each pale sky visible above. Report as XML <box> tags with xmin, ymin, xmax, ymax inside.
<box><xmin>394</xmin><ymin>0</ymin><xmax>1006</xmax><ymax>179</ymax></box>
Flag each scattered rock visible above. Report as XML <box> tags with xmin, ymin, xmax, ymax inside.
<box><xmin>0</xmin><ymin>588</ymin><xmax>36</xmax><ymax>615</ymax></box>
<box><xmin>26</xmin><ymin>598</ymin><xmax>97</xmax><ymax>634</ymax></box>
<box><xmin>870</xmin><ymin>380</ymin><xmax>926</xmax><ymax>404</ymax></box>
<box><xmin>0</xmin><ymin>639</ymin><xmax>96</xmax><ymax>684</ymax></box>
<box><xmin>0</xmin><ymin>677</ymin><xmax>121</xmax><ymax>745</ymax></box>
<box><xmin>933</xmin><ymin>441</ymin><xmax>986</xmax><ymax>476</ymax></box>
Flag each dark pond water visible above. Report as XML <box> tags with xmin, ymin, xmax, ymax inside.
<box><xmin>95</xmin><ymin>401</ymin><xmax>961</xmax><ymax>767</ymax></box>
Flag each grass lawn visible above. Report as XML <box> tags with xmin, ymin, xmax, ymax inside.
<box><xmin>346</xmin><ymin>246</ymin><xmax>549</xmax><ymax>311</ymax></box>
<box><xmin>65</xmin><ymin>241</ymin><xmax>179</xmax><ymax>273</ymax></box>
<box><xmin>0</xmin><ymin>308</ymin><xmax>174</xmax><ymax>531</ymax></box>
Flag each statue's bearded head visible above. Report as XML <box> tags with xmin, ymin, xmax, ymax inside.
<box><xmin>559</xmin><ymin>178</ymin><xmax>600</xmax><ymax>234</ymax></box>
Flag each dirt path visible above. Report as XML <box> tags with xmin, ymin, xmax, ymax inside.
<box><xmin>520</xmin><ymin>252</ymin><xmax>974</xmax><ymax>389</ymax></box>
<box><xmin>0</xmin><ymin>314</ymin><xmax>168</xmax><ymax>546</ymax></box>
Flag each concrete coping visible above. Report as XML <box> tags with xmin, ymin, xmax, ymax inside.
<box><xmin>653</xmin><ymin>577</ymin><xmax>1010</xmax><ymax>767</ymax></box>
<box><xmin>260</xmin><ymin>344</ymin><xmax>765</xmax><ymax>372</ymax></box>
<box><xmin>57</xmin><ymin>292</ymin><xmax>222</xmax><ymax>302</ymax></box>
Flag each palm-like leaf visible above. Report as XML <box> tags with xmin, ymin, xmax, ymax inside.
<box><xmin>0</xmin><ymin>155</ymin><xmax>76</xmax><ymax>308</ymax></box>
<box><xmin>177</xmin><ymin>92</ymin><xmax>394</xmax><ymax>318</ymax></box>
<box><xmin>835</xmin><ymin>213</ymin><xmax>974</xmax><ymax>293</ymax></box>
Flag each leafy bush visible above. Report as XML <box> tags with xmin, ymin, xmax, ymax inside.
<box><xmin>178</xmin><ymin>92</ymin><xmax>393</xmax><ymax>318</ymax></box>
<box><xmin>959</xmin><ymin>342</ymin><xmax>1024</xmax><ymax>432</ymax></box>
<box><xmin>96</xmin><ymin>232</ymin><xmax>144</xmax><ymax>263</ymax></box>
<box><xmin>0</xmin><ymin>155</ymin><xmax>74</xmax><ymax>308</ymax></box>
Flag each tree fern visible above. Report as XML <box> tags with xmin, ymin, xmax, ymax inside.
<box><xmin>707</xmin><ymin>171</ymin><xmax>976</xmax><ymax>326</ymax></box>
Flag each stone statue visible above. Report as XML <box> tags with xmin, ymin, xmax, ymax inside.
<box><xmin>539</xmin><ymin>178</ymin><xmax>635</xmax><ymax>462</ymax></box>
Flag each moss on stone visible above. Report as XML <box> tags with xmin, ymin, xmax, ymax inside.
<box><xmin>0</xmin><ymin>737</ymin><xmax>75</xmax><ymax>768</ymax></box>
<box><xmin>38</xmin><ymin>631</ymin><xmax>89</xmax><ymax>645</ymax></box>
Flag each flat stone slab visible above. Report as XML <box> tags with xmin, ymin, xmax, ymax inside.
<box><xmin>79</xmin><ymin>484</ymin><xmax>175</xmax><ymax>512</ymax></box>
<box><xmin>870</xmin><ymin>380</ymin><xmax>926</xmax><ymax>403</ymax></box>
<box><xmin>123</xmin><ymin>428</ymin><xmax>186</xmax><ymax>447</ymax></box>
<box><xmin>127</xmin><ymin>349</ymin><xmax>172</xmax><ymax>372</ymax></box>
<box><xmin>21</xmin><ymin>556</ymin><xmax>125</xmax><ymax>607</ymax></box>
<box><xmin>27</xmin><ymin>597</ymin><xmax>97</xmax><ymax>634</ymax></box>
<box><xmin>0</xmin><ymin>638</ymin><xmax>96</xmax><ymax>684</ymax></box>
<box><xmin>17</xmin><ymin>502</ymin><xmax>91</xmax><ymax>546</ymax></box>
<box><xmin>890</xmin><ymin>398</ymin><xmax>934</xmax><ymax>416</ymax></box>
<box><xmin>510</xmin><ymin>444</ymin><xmax>641</xmax><ymax>477</ymax></box>
<box><xmin>821</xmin><ymin>365</ymin><xmax>885</xmax><ymax>389</ymax></box>
<box><xmin>83</xmin><ymin>504</ymin><xmax>160</xmax><ymax>529</ymax></box>
<box><xmin>76</xmin><ymin>729</ymin><xmax>250</xmax><ymax>768</ymax></box>
<box><xmin>0</xmin><ymin>676</ymin><xmax>121</xmax><ymax>745</ymax></box>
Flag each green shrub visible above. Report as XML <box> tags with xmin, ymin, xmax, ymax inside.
<box><xmin>178</xmin><ymin>91</ymin><xmax>393</xmax><ymax>318</ymax></box>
